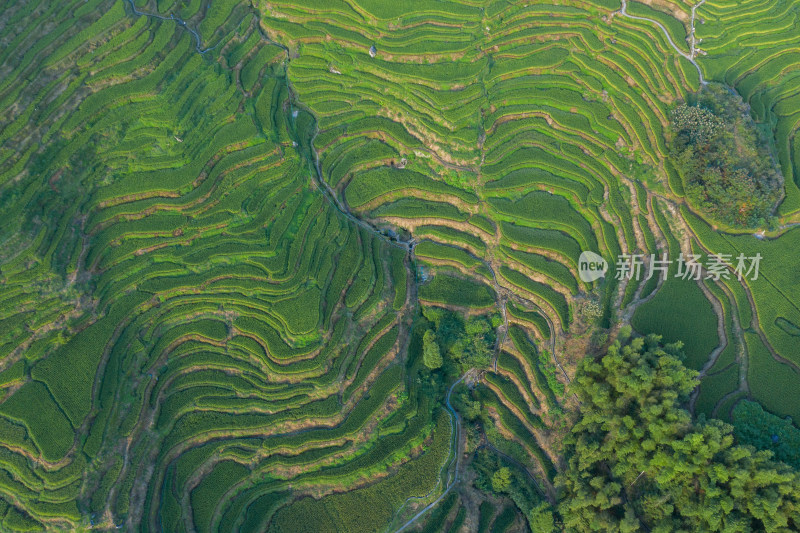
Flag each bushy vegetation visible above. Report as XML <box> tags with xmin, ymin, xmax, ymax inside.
<box><xmin>471</xmin><ymin>448</ymin><xmax>555</xmax><ymax>532</ymax></box>
<box><xmin>422</xmin><ymin>329</ymin><xmax>443</xmax><ymax>370</ymax></box>
<box><xmin>559</xmin><ymin>332</ymin><xmax>800</xmax><ymax>532</ymax></box>
<box><xmin>669</xmin><ymin>83</ymin><xmax>783</xmax><ymax>227</ymax></box>
<box><xmin>733</xmin><ymin>400</ymin><xmax>800</xmax><ymax>470</ymax></box>
<box><xmin>421</xmin><ymin>307</ymin><xmax>499</xmax><ymax>372</ymax></box>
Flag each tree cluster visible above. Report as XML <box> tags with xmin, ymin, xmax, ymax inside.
<box><xmin>420</xmin><ymin>307</ymin><xmax>499</xmax><ymax>371</ymax></box>
<box><xmin>669</xmin><ymin>83</ymin><xmax>783</xmax><ymax>228</ymax></box>
<box><xmin>558</xmin><ymin>332</ymin><xmax>800</xmax><ymax>532</ymax></box>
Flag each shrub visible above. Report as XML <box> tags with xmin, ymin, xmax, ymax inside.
<box><xmin>423</xmin><ymin>330</ymin><xmax>443</xmax><ymax>370</ymax></box>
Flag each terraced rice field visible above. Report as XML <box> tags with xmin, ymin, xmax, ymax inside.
<box><xmin>0</xmin><ymin>1</ymin><xmax>435</xmax><ymax>529</ymax></box>
<box><xmin>1</xmin><ymin>0</ymin><xmax>799</xmax><ymax>530</ymax></box>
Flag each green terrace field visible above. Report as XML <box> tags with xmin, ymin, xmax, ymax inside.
<box><xmin>262</xmin><ymin>0</ymin><xmax>696</xmax><ymax>336</ymax></box>
<box><xmin>0</xmin><ymin>1</ymin><xmax>441</xmax><ymax>529</ymax></box>
<box><xmin>1</xmin><ymin>0</ymin><xmax>800</xmax><ymax>530</ymax></box>
<box><xmin>257</xmin><ymin>0</ymin><xmax>800</xmax><ymax>489</ymax></box>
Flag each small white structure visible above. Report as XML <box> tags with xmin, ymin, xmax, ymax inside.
<box><xmin>369</xmin><ymin>45</ymin><xmax>377</xmax><ymax>58</ymax></box>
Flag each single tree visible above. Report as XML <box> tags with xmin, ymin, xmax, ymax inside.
<box><xmin>491</xmin><ymin>467</ymin><xmax>512</xmax><ymax>493</ymax></box>
<box><xmin>528</xmin><ymin>503</ymin><xmax>556</xmax><ymax>533</ymax></box>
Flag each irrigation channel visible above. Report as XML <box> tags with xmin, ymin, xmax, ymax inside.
<box><xmin>125</xmin><ymin>2</ymin><xmax>559</xmax><ymax>529</ymax></box>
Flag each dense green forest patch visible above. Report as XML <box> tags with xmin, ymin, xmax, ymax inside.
<box><xmin>559</xmin><ymin>330</ymin><xmax>800</xmax><ymax>532</ymax></box>
<box><xmin>669</xmin><ymin>83</ymin><xmax>783</xmax><ymax>228</ymax></box>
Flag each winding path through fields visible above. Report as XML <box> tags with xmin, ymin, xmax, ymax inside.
<box><xmin>393</xmin><ymin>370</ymin><xmax>474</xmax><ymax>533</ymax></box>
<box><xmin>617</xmin><ymin>0</ymin><xmax>707</xmax><ymax>85</ymax></box>
<box><xmin>125</xmin><ymin>0</ymin><xmax>215</xmax><ymax>53</ymax></box>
